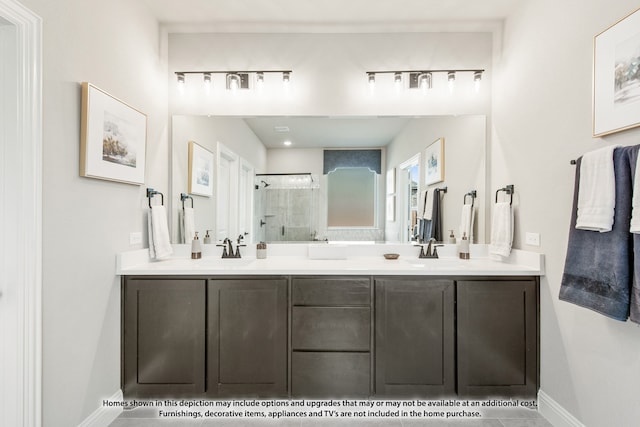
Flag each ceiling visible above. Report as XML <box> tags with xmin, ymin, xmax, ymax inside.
<box><xmin>141</xmin><ymin>0</ymin><xmax>523</xmax><ymax>28</ymax></box>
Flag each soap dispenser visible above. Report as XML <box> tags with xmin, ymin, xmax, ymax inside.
<box><xmin>448</xmin><ymin>230</ymin><xmax>456</xmax><ymax>244</ymax></box>
<box><xmin>203</xmin><ymin>230</ymin><xmax>212</xmax><ymax>244</ymax></box>
<box><xmin>458</xmin><ymin>232</ymin><xmax>470</xmax><ymax>260</ymax></box>
<box><xmin>191</xmin><ymin>232</ymin><xmax>202</xmax><ymax>259</ymax></box>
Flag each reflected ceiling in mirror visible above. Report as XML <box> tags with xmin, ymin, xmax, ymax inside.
<box><xmin>243</xmin><ymin>116</ymin><xmax>412</xmax><ymax>148</ymax></box>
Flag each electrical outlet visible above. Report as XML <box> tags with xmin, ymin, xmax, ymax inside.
<box><xmin>525</xmin><ymin>232</ymin><xmax>540</xmax><ymax>246</ymax></box>
<box><xmin>129</xmin><ymin>232</ymin><xmax>142</xmax><ymax>245</ymax></box>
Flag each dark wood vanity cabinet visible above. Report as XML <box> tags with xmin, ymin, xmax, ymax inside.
<box><xmin>123</xmin><ymin>278</ymin><xmax>206</xmax><ymax>397</ymax></box>
<box><xmin>122</xmin><ymin>276</ymin><xmax>287</xmax><ymax>398</ymax></box>
<box><xmin>122</xmin><ymin>274</ymin><xmax>539</xmax><ymax>399</ymax></box>
<box><xmin>457</xmin><ymin>278</ymin><xmax>539</xmax><ymax>397</ymax></box>
<box><xmin>207</xmin><ymin>278</ymin><xmax>288</xmax><ymax>397</ymax></box>
<box><xmin>374</xmin><ymin>278</ymin><xmax>455</xmax><ymax>397</ymax></box>
<box><xmin>290</xmin><ymin>277</ymin><xmax>373</xmax><ymax>398</ymax></box>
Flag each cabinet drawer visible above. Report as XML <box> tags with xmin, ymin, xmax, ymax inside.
<box><xmin>292</xmin><ymin>352</ymin><xmax>370</xmax><ymax>397</ymax></box>
<box><xmin>292</xmin><ymin>277</ymin><xmax>370</xmax><ymax>306</ymax></box>
<box><xmin>292</xmin><ymin>306</ymin><xmax>370</xmax><ymax>351</ymax></box>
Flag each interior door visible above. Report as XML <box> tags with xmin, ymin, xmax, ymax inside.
<box><xmin>238</xmin><ymin>159</ymin><xmax>255</xmax><ymax>243</ymax></box>
<box><xmin>216</xmin><ymin>142</ymin><xmax>239</xmax><ymax>241</ymax></box>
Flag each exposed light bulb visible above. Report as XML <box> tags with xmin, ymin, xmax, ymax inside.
<box><xmin>203</xmin><ymin>73</ymin><xmax>211</xmax><ymax>92</ymax></box>
<box><xmin>368</xmin><ymin>72</ymin><xmax>376</xmax><ymax>93</ymax></box>
<box><xmin>228</xmin><ymin>73</ymin><xmax>240</xmax><ymax>91</ymax></box>
<box><xmin>474</xmin><ymin>71</ymin><xmax>482</xmax><ymax>92</ymax></box>
<box><xmin>283</xmin><ymin>71</ymin><xmax>291</xmax><ymax>85</ymax></box>
<box><xmin>394</xmin><ymin>72</ymin><xmax>402</xmax><ymax>91</ymax></box>
<box><xmin>176</xmin><ymin>73</ymin><xmax>185</xmax><ymax>91</ymax></box>
<box><xmin>447</xmin><ymin>71</ymin><xmax>455</xmax><ymax>93</ymax></box>
<box><xmin>256</xmin><ymin>72</ymin><xmax>264</xmax><ymax>89</ymax></box>
<box><xmin>419</xmin><ymin>72</ymin><xmax>432</xmax><ymax>92</ymax></box>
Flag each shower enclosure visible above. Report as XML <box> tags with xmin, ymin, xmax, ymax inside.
<box><xmin>254</xmin><ymin>173</ymin><xmax>320</xmax><ymax>242</ymax></box>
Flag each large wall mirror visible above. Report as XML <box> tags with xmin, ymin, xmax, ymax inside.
<box><xmin>170</xmin><ymin>115</ymin><xmax>486</xmax><ymax>245</ymax></box>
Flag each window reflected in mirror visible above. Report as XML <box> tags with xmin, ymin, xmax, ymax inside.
<box><xmin>327</xmin><ymin>167</ymin><xmax>377</xmax><ymax>227</ymax></box>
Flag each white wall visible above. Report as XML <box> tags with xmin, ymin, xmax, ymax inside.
<box><xmin>495</xmin><ymin>1</ymin><xmax>640</xmax><ymax>425</ymax></box>
<box><xmin>385</xmin><ymin>116</ymin><xmax>487</xmax><ymax>243</ymax></box>
<box><xmin>171</xmin><ymin>115</ymin><xmax>267</xmax><ymax>242</ymax></box>
<box><xmin>17</xmin><ymin>0</ymin><xmax>167</xmax><ymax>426</ymax></box>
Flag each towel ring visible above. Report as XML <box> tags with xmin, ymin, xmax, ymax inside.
<box><xmin>180</xmin><ymin>193</ymin><xmax>194</xmax><ymax>210</ymax></box>
<box><xmin>146</xmin><ymin>188</ymin><xmax>164</xmax><ymax>208</ymax></box>
<box><xmin>495</xmin><ymin>185</ymin><xmax>514</xmax><ymax>206</ymax></box>
<box><xmin>464</xmin><ymin>190</ymin><xmax>477</xmax><ymax>207</ymax></box>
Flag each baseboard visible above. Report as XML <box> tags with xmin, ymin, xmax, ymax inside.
<box><xmin>538</xmin><ymin>389</ymin><xmax>585</xmax><ymax>427</ymax></box>
<box><xmin>78</xmin><ymin>389</ymin><xmax>123</xmax><ymax>427</ymax></box>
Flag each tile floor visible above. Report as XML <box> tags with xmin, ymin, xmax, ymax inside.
<box><xmin>109</xmin><ymin>406</ymin><xmax>554</xmax><ymax>427</ymax></box>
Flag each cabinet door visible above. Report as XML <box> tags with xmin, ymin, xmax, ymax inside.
<box><xmin>123</xmin><ymin>278</ymin><xmax>206</xmax><ymax>397</ymax></box>
<box><xmin>207</xmin><ymin>278</ymin><xmax>287</xmax><ymax>397</ymax></box>
<box><xmin>457</xmin><ymin>279</ymin><xmax>538</xmax><ymax>397</ymax></box>
<box><xmin>375</xmin><ymin>278</ymin><xmax>455</xmax><ymax>397</ymax></box>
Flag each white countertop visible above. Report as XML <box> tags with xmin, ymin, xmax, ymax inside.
<box><xmin>116</xmin><ymin>243</ymin><xmax>544</xmax><ymax>276</ymax></box>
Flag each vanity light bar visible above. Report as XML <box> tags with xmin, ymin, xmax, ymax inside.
<box><xmin>175</xmin><ymin>70</ymin><xmax>292</xmax><ymax>90</ymax></box>
<box><xmin>366</xmin><ymin>69</ymin><xmax>484</xmax><ymax>90</ymax></box>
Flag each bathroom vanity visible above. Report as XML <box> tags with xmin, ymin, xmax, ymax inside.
<box><xmin>118</xmin><ymin>245</ymin><xmax>542</xmax><ymax>400</ymax></box>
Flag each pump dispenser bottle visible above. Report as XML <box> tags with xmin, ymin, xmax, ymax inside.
<box><xmin>458</xmin><ymin>232</ymin><xmax>470</xmax><ymax>260</ymax></box>
<box><xmin>203</xmin><ymin>230</ymin><xmax>212</xmax><ymax>244</ymax></box>
<box><xmin>191</xmin><ymin>232</ymin><xmax>202</xmax><ymax>259</ymax></box>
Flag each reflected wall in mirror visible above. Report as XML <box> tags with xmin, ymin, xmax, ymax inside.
<box><xmin>171</xmin><ymin>115</ymin><xmax>486</xmax><ymax>244</ymax></box>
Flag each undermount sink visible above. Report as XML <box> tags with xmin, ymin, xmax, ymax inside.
<box><xmin>404</xmin><ymin>258</ymin><xmax>467</xmax><ymax>269</ymax></box>
<box><xmin>190</xmin><ymin>257</ymin><xmax>256</xmax><ymax>269</ymax></box>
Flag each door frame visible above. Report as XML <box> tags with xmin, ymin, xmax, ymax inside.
<box><xmin>0</xmin><ymin>1</ymin><xmax>42</xmax><ymax>427</ymax></box>
<box><xmin>398</xmin><ymin>153</ymin><xmax>421</xmax><ymax>243</ymax></box>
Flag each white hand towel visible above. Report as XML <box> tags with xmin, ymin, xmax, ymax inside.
<box><xmin>459</xmin><ymin>203</ymin><xmax>475</xmax><ymax>243</ymax></box>
<box><xmin>147</xmin><ymin>205</ymin><xmax>173</xmax><ymax>260</ymax></box>
<box><xmin>631</xmin><ymin>154</ymin><xmax>640</xmax><ymax>233</ymax></box>
<box><xmin>418</xmin><ymin>190</ymin><xmax>428</xmax><ymax>218</ymax></box>
<box><xmin>183</xmin><ymin>207</ymin><xmax>196</xmax><ymax>243</ymax></box>
<box><xmin>576</xmin><ymin>145</ymin><xmax>618</xmax><ymax>232</ymax></box>
<box><xmin>423</xmin><ymin>189</ymin><xmax>434</xmax><ymax>220</ymax></box>
<box><xmin>489</xmin><ymin>202</ymin><xmax>513</xmax><ymax>257</ymax></box>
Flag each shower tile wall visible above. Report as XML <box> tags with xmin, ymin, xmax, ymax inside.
<box><xmin>255</xmin><ymin>175</ymin><xmax>320</xmax><ymax>242</ymax></box>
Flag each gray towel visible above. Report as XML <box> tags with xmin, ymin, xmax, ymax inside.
<box><xmin>630</xmin><ymin>146</ymin><xmax>640</xmax><ymax>323</ymax></box>
<box><xmin>418</xmin><ymin>188</ymin><xmax>443</xmax><ymax>242</ymax></box>
<box><xmin>559</xmin><ymin>146</ymin><xmax>634</xmax><ymax>321</ymax></box>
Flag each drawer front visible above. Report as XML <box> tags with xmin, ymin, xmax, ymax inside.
<box><xmin>292</xmin><ymin>277</ymin><xmax>371</xmax><ymax>306</ymax></box>
<box><xmin>292</xmin><ymin>306</ymin><xmax>370</xmax><ymax>351</ymax></box>
<box><xmin>292</xmin><ymin>352</ymin><xmax>370</xmax><ymax>397</ymax></box>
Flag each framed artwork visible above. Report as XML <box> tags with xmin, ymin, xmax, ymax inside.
<box><xmin>80</xmin><ymin>82</ymin><xmax>147</xmax><ymax>184</ymax></box>
<box><xmin>593</xmin><ymin>7</ymin><xmax>640</xmax><ymax>137</ymax></box>
<box><xmin>188</xmin><ymin>141</ymin><xmax>214</xmax><ymax>196</ymax></box>
<box><xmin>386</xmin><ymin>195</ymin><xmax>396</xmax><ymax>222</ymax></box>
<box><xmin>424</xmin><ymin>137</ymin><xmax>445</xmax><ymax>186</ymax></box>
<box><xmin>386</xmin><ymin>168</ymin><xmax>396</xmax><ymax>194</ymax></box>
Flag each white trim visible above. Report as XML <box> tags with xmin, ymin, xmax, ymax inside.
<box><xmin>78</xmin><ymin>389</ymin><xmax>124</xmax><ymax>427</ymax></box>
<box><xmin>538</xmin><ymin>390</ymin><xmax>585</xmax><ymax>427</ymax></box>
<box><xmin>0</xmin><ymin>1</ymin><xmax>42</xmax><ymax>427</ymax></box>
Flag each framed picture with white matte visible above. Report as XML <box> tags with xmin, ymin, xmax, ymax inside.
<box><xmin>188</xmin><ymin>141</ymin><xmax>214</xmax><ymax>197</ymax></box>
<box><xmin>424</xmin><ymin>137</ymin><xmax>445</xmax><ymax>186</ymax></box>
<box><xmin>593</xmin><ymin>7</ymin><xmax>640</xmax><ymax>137</ymax></box>
<box><xmin>80</xmin><ymin>82</ymin><xmax>147</xmax><ymax>184</ymax></box>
